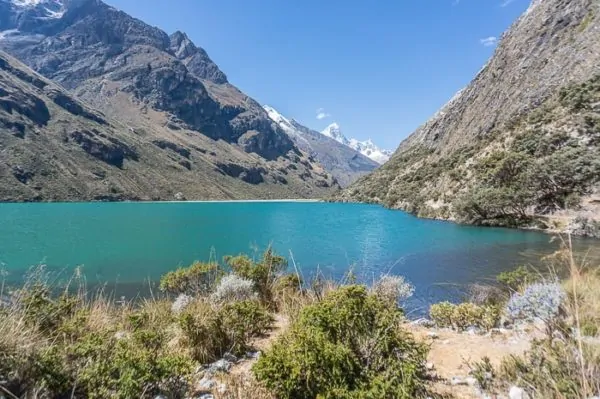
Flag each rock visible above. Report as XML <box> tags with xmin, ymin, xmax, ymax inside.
<box><xmin>425</xmin><ymin>362</ymin><xmax>435</xmax><ymax>370</ymax></box>
<box><xmin>412</xmin><ymin>318</ymin><xmax>435</xmax><ymax>328</ymax></box>
<box><xmin>206</xmin><ymin>359</ymin><xmax>232</xmax><ymax>375</ymax></box>
<box><xmin>509</xmin><ymin>386</ymin><xmax>530</xmax><ymax>399</ymax></box>
<box><xmin>174</xmin><ymin>192</ymin><xmax>186</xmax><ymax>201</ymax></box>
<box><xmin>197</xmin><ymin>395</ymin><xmax>214</xmax><ymax>399</ymax></box>
<box><xmin>197</xmin><ymin>377</ymin><xmax>216</xmax><ymax>390</ymax></box>
<box><xmin>426</xmin><ymin>331</ymin><xmax>439</xmax><ymax>339</ymax></box>
<box><xmin>222</xmin><ymin>352</ymin><xmax>238</xmax><ymax>363</ymax></box>
<box><xmin>246</xmin><ymin>351</ymin><xmax>260</xmax><ymax>359</ymax></box>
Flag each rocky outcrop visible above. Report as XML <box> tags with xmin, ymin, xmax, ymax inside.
<box><xmin>337</xmin><ymin>0</ymin><xmax>600</xmax><ymax>234</ymax></box>
<box><xmin>69</xmin><ymin>129</ymin><xmax>138</xmax><ymax>168</ymax></box>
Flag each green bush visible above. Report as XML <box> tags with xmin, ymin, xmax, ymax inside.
<box><xmin>253</xmin><ymin>285</ymin><xmax>429</xmax><ymax>399</ymax></box>
<box><xmin>430</xmin><ymin>301</ymin><xmax>501</xmax><ymax>331</ymax></box>
<box><xmin>500</xmin><ymin>337</ymin><xmax>600</xmax><ymax>399</ymax></box>
<box><xmin>429</xmin><ymin>301</ymin><xmax>455</xmax><ymax>328</ymax></box>
<box><xmin>159</xmin><ymin>261</ymin><xmax>222</xmax><ymax>296</ymax></box>
<box><xmin>178</xmin><ymin>298</ymin><xmax>273</xmax><ymax>362</ymax></box>
<box><xmin>219</xmin><ymin>300</ymin><xmax>273</xmax><ymax>356</ymax></box>
<box><xmin>225</xmin><ymin>247</ymin><xmax>287</xmax><ymax>306</ymax></box>
<box><xmin>497</xmin><ymin>266</ymin><xmax>537</xmax><ymax>292</ymax></box>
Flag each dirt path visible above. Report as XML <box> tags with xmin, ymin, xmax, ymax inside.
<box><xmin>408</xmin><ymin>324</ymin><xmax>539</xmax><ymax>398</ymax></box>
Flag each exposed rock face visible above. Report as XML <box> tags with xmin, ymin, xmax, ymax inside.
<box><xmin>0</xmin><ymin>50</ymin><xmax>337</xmax><ymax>201</ymax></box>
<box><xmin>337</xmin><ymin>0</ymin><xmax>600</xmax><ymax>233</ymax></box>
<box><xmin>0</xmin><ymin>0</ymin><xmax>338</xmax><ymax>201</ymax></box>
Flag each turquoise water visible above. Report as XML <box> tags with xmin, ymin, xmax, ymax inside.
<box><xmin>0</xmin><ymin>201</ymin><xmax>590</xmax><ymax>313</ymax></box>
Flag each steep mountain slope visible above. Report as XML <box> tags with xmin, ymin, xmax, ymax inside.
<box><xmin>338</xmin><ymin>0</ymin><xmax>600</xmax><ymax>234</ymax></box>
<box><xmin>0</xmin><ymin>0</ymin><xmax>338</xmax><ymax>200</ymax></box>
<box><xmin>0</xmin><ymin>50</ymin><xmax>337</xmax><ymax>201</ymax></box>
<box><xmin>321</xmin><ymin>123</ymin><xmax>393</xmax><ymax>164</ymax></box>
<box><xmin>264</xmin><ymin>106</ymin><xmax>379</xmax><ymax>187</ymax></box>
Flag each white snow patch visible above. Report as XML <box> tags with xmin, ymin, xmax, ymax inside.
<box><xmin>323</xmin><ymin>124</ymin><xmax>392</xmax><ymax>164</ymax></box>
<box><xmin>0</xmin><ymin>29</ymin><xmax>19</xmax><ymax>40</ymax></box>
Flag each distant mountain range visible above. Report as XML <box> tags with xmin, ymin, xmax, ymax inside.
<box><xmin>320</xmin><ymin>123</ymin><xmax>393</xmax><ymax>165</ymax></box>
<box><xmin>0</xmin><ymin>0</ymin><xmax>339</xmax><ymax>201</ymax></box>
<box><xmin>263</xmin><ymin>106</ymin><xmax>379</xmax><ymax>187</ymax></box>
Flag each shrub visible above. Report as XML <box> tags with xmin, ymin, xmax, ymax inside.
<box><xmin>219</xmin><ymin>300</ymin><xmax>273</xmax><ymax>356</ymax></box>
<box><xmin>429</xmin><ymin>301</ymin><xmax>455</xmax><ymax>328</ymax></box>
<box><xmin>159</xmin><ymin>262</ymin><xmax>222</xmax><ymax>296</ymax></box>
<box><xmin>497</xmin><ymin>266</ymin><xmax>538</xmax><ymax>292</ymax></box>
<box><xmin>178</xmin><ymin>298</ymin><xmax>272</xmax><ymax>361</ymax></box>
<box><xmin>177</xmin><ymin>301</ymin><xmax>225</xmax><ymax>363</ymax></box>
<box><xmin>372</xmin><ymin>275</ymin><xmax>415</xmax><ymax>305</ymax></box>
<box><xmin>500</xmin><ymin>337</ymin><xmax>600</xmax><ymax>399</ymax></box>
<box><xmin>430</xmin><ymin>301</ymin><xmax>501</xmax><ymax>330</ymax></box>
<box><xmin>452</xmin><ymin>302</ymin><xmax>485</xmax><ymax>330</ymax></box>
<box><xmin>253</xmin><ymin>285</ymin><xmax>429</xmax><ymax>398</ymax></box>
<box><xmin>273</xmin><ymin>273</ymin><xmax>302</xmax><ymax>292</ymax></box>
<box><xmin>506</xmin><ymin>282</ymin><xmax>566</xmax><ymax>323</ymax></box>
<box><xmin>211</xmin><ymin>274</ymin><xmax>257</xmax><ymax>303</ymax></box>
<box><xmin>171</xmin><ymin>293</ymin><xmax>193</xmax><ymax>314</ymax></box>
<box><xmin>225</xmin><ymin>247</ymin><xmax>287</xmax><ymax>306</ymax></box>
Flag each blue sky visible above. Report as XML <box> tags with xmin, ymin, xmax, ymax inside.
<box><xmin>105</xmin><ymin>0</ymin><xmax>529</xmax><ymax>150</ymax></box>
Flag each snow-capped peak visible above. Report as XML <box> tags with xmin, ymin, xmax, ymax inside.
<box><xmin>8</xmin><ymin>0</ymin><xmax>66</xmax><ymax>19</ymax></box>
<box><xmin>322</xmin><ymin>123</ymin><xmax>392</xmax><ymax>164</ymax></box>
<box><xmin>263</xmin><ymin>105</ymin><xmax>296</xmax><ymax>135</ymax></box>
<box><xmin>321</xmin><ymin>123</ymin><xmax>350</xmax><ymax>146</ymax></box>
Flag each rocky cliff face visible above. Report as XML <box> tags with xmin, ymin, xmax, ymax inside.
<box><xmin>0</xmin><ymin>0</ymin><xmax>338</xmax><ymax>200</ymax></box>
<box><xmin>338</xmin><ymin>0</ymin><xmax>600</xmax><ymax>234</ymax></box>
<box><xmin>264</xmin><ymin>105</ymin><xmax>379</xmax><ymax>187</ymax></box>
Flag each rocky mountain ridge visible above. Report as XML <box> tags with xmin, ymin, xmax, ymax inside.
<box><xmin>0</xmin><ymin>0</ymin><xmax>339</xmax><ymax>201</ymax></box>
<box><xmin>321</xmin><ymin>123</ymin><xmax>393</xmax><ymax>164</ymax></box>
<box><xmin>264</xmin><ymin>105</ymin><xmax>379</xmax><ymax>187</ymax></box>
<box><xmin>337</xmin><ymin>0</ymin><xmax>600</xmax><ymax>235</ymax></box>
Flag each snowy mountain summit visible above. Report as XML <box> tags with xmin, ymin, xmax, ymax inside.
<box><xmin>6</xmin><ymin>0</ymin><xmax>66</xmax><ymax>19</ymax></box>
<box><xmin>321</xmin><ymin>123</ymin><xmax>392</xmax><ymax>164</ymax></box>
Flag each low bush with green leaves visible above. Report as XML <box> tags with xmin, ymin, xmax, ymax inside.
<box><xmin>159</xmin><ymin>261</ymin><xmax>222</xmax><ymax>296</ymax></box>
<box><xmin>225</xmin><ymin>247</ymin><xmax>288</xmax><ymax>306</ymax></box>
<box><xmin>497</xmin><ymin>265</ymin><xmax>538</xmax><ymax>292</ymax></box>
<box><xmin>429</xmin><ymin>301</ymin><xmax>501</xmax><ymax>331</ymax></box>
<box><xmin>252</xmin><ymin>285</ymin><xmax>429</xmax><ymax>399</ymax></box>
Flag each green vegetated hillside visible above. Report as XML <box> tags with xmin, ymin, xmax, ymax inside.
<box><xmin>337</xmin><ymin>0</ymin><xmax>600</xmax><ymax>234</ymax></box>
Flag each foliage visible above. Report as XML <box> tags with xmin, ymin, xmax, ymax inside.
<box><xmin>429</xmin><ymin>301</ymin><xmax>501</xmax><ymax>331</ymax></box>
<box><xmin>497</xmin><ymin>266</ymin><xmax>538</xmax><ymax>292</ymax></box>
<box><xmin>159</xmin><ymin>261</ymin><xmax>222</xmax><ymax>296</ymax></box>
<box><xmin>178</xmin><ymin>298</ymin><xmax>272</xmax><ymax>362</ymax></box>
<box><xmin>429</xmin><ymin>301</ymin><xmax>455</xmax><ymax>328</ymax></box>
<box><xmin>500</xmin><ymin>337</ymin><xmax>600</xmax><ymax>399</ymax></box>
<box><xmin>171</xmin><ymin>293</ymin><xmax>193</xmax><ymax>314</ymax></box>
<box><xmin>371</xmin><ymin>274</ymin><xmax>415</xmax><ymax>305</ymax></box>
<box><xmin>469</xmin><ymin>356</ymin><xmax>495</xmax><ymax>391</ymax></box>
<box><xmin>211</xmin><ymin>274</ymin><xmax>257</xmax><ymax>303</ymax></box>
<box><xmin>219</xmin><ymin>300</ymin><xmax>273</xmax><ymax>356</ymax></box>
<box><xmin>506</xmin><ymin>282</ymin><xmax>566</xmax><ymax>323</ymax></box>
<box><xmin>253</xmin><ymin>285</ymin><xmax>429</xmax><ymax>399</ymax></box>
<box><xmin>225</xmin><ymin>247</ymin><xmax>287</xmax><ymax>306</ymax></box>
